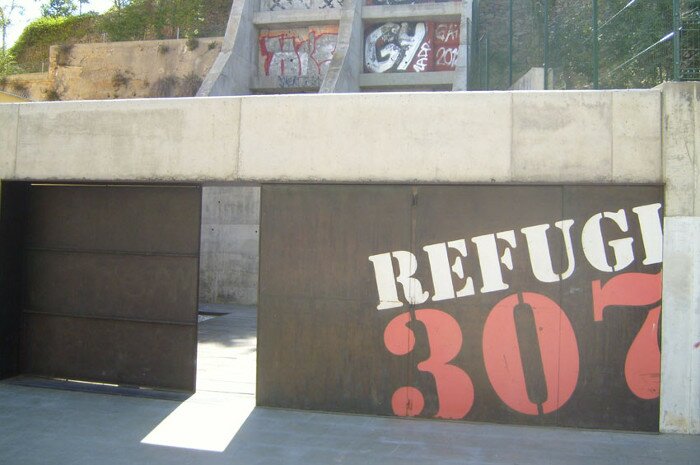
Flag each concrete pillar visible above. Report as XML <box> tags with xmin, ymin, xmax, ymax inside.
<box><xmin>320</xmin><ymin>0</ymin><xmax>363</xmax><ymax>93</ymax></box>
<box><xmin>198</xmin><ymin>0</ymin><xmax>256</xmax><ymax>96</ymax></box>
<box><xmin>660</xmin><ymin>82</ymin><xmax>700</xmax><ymax>434</ymax></box>
<box><xmin>452</xmin><ymin>0</ymin><xmax>472</xmax><ymax>91</ymax></box>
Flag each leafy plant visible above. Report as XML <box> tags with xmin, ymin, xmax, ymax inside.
<box><xmin>150</xmin><ymin>74</ymin><xmax>178</xmax><ymax>97</ymax></box>
<box><xmin>111</xmin><ymin>70</ymin><xmax>130</xmax><ymax>89</ymax></box>
<box><xmin>0</xmin><ymin>48</ymin><xmax>20</xmax><ymax>76</ymax></box>
<box><xmin>44</xmin><ymin>87</ymin><xmax>61</xmax><ymax>101</ymax></box>
<box><xmin>55</xmin><ymin>43</ymin><xmax>73</xmax><ymax>66</ymax></box>
<box><xmin>185</xmin><ymin>36</ymin><xmax>198</xmax><ymax>51</ymax></box>
<box><xmin>180</xmin><ymin>71</ymin><xmax>201</xmax><ymax>96</ymax></box>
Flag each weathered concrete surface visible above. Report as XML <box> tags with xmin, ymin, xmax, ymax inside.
<box><xmin>451</xmin><ymin>0</ymin><xmax>472</xmax><ymax>91</ymax></box>
<box><xmin>12</xmin><ymin>98</ymin><xmax>239</xmax><ymax>181</ymax></box>
<box><xmin>238</xmin><ymin>92</ymin><xmax>512</xmax><ymax>182</ymax></box>
<box><xmin>661</xmin><ymin>217</ymin><xmax>700</xmax><ymax>434</ymax></box>
<box><xmin>662</xmin><ymin>82</ymin><xmax>699</xmax><ymax>217</ymax></box>
<box><xmin>0</xmin><ymin>72</ymin><xmax>52</xmax><ymax>102</ymax></box>
<box><xmin>510</xmin><ymin>67</ymin><xmax>551</xmax><ymax>90</ymax></box>
<box><xmin>320</xmin><ymin>0</ymin><xmax>363</xmax><ymax>93</ymax></box>
<box><xmin>612</xmin><ymin>90</ymin><xmax>662</xmax><ymax>182</ymax></box>
<box><xmin>512</xmin><ymin>91</ymin><xmax>614</xmax><ymax>182</ymax></box>
<box><xmin>200</xmin><ymin>187</ymin><xmax>259</xmax><ymax>305</ymax></box>
<box><xmin>0</xmin><ymin>105</ymin><xmax>18</xmax><ymax>179</ymax></box>
<box><xmin>0</xmin><ymin>89</ymin><xmax>671</xmax><ymax>183</ymax></box>
<box><xmin>361</xmin><ymin>2</ymin><xmax>462</xmax><ymax>21</ymax></box>
<box><xmin>359</xmin><ymin>71</ymin><xmax>455</xmax><ymax>88</ymax></box>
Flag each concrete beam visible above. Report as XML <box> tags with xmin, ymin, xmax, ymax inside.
<box><xmin>359</xmin><ymin>71</ymin><xmax>454</xmax><ymax>88</ymax></box>
<box><xmin>0</xmin><ymin>89</ymin><xmax>669</xmax><ymax>184</ymax></box>
<box><xmin>362</xmin><ymin>3</ymin><xmax>462</xmax><ymax>22</ymax></box>
<box><xmin>13</xmin><ymin>99</ymin><xmax>240</xmax><ymax>181</ymax></box>
<box><xmin>253</xmin><ymin>9</ymin><xmax>341</xmax><ymax>27</ymax></box>
<box><xmin>237</xmin><ymin>92</ymin><xmax>513</xmax><ymax>182</ymax></box>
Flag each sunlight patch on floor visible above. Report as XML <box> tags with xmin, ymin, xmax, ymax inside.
<box><xmin>141</xmin><ymin>391</ymin><xmax>255</xmax><ymax>452</ymax></box>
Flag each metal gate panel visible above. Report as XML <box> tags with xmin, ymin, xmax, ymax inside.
<box><xmin>258</xmin><ymin>184</ymin><xmax>664</xmax><ymax>431</ymax></box>
<box><xmin>0</xmin><ymin>182</ymin><xmax>29</xmax><ymax>380</ymax></box>
<box><xmin>20</xmin><ymin>184</ymin><xmax>201</xmax><ymax>392</ymax></box>
<box><xmin>258</xmin><ymin>185</ymin><xmax>413</xmax><ymax>414</ymax></box>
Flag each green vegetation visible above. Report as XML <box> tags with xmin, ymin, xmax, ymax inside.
<box><xmin>40</xmin><ymin>0</ymin><xmax>77</xmax><ymax>18</ymax></box>
<box><xmin>0</xmin><ymin>48</ymin><xmax>19</xmax><ymax>76</ymax></box>
<box><xmin>10</xmin><ymin>14</ymin><xmax>98</xmax><ymax>72</ymax></box>
<box><xmin>7</xmin><ymin>0</ymin><xmax>232</xmax><ymax>74</ymax></box>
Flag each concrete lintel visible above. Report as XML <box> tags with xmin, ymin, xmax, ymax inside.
<box><xmin>660</xmin><ymin>217</ymin><xmax>700</xmax><ymax>434</ymax></box>
<box><xmin>13</xmin><ymin>98</ymin><xmax>240</xmax><ymax>182</ymax></box>
<box><xmin>251</xmin><ymin>75</ymin><xmax>322</xmax><ymax>91</ymax></box>
<box><xmin>253</xmin><ymin>9</ymin><xmax>341</xmax><ymax>27</ymax></box>
<box><xmin>362</xmin><ymin>2</ymin><xmax>462</xmax><ymax>22</ymax></box>
<box><xmin>359</xmin><ymin>71</ymin><xmax>454</xmax><ymax>88</ymax></box>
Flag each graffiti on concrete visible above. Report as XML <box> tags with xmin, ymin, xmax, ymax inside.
<box><xmin>364</xmin><ymin>22</ymin><xmax>460</xmax><ymax>73</ymax></box>
<box><xmin>262</xmin><ymin>0</ymin><xmax>343</xmax><ymax>11</ymax></box>
<box><xmin>259</xmin><ymin>26</ymin><xmax>338</xmax><ymax>86</ymax></box>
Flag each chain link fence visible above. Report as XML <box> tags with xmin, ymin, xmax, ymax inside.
<box><xmin>471</xmin><ymin>0</ymin><xmax>699</xmax><ymax>90</ymax></box>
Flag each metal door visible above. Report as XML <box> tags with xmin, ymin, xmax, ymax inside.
<box><xmin>19</xmin><ymin>184</ymin><xmax>201</xmax><ymax>392</ymax></box>
<box><xmin>258</xmin><ymin>184</ymin><xmax>664</xmax><ymax>431</ymax></box>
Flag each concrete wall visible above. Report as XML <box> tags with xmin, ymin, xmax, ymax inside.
<box><xmin>200</xmin><ymin>186</ymin><xmax>260</xmax><ymax>305</ymax></box>
<box><xmin>0</xmin><ymin>73</ymin><xmax>52</xmax><ymax>102</ymax></box>
<box><xmin>0</xmin><ymin>84</ymin><xmax>698</xmax><ymax>433</ymax></box>
<box><xmin>2</xmin><ymin>38</ymin><xmax>222</xmax><ymax>102</ymax></box>
<box><xmin>659</xmin><ymin>83</ymin><xmax>700</xmax><ymax>435</ymax></box>
<box><xmin>201</xmin><ymin>0</ymin><xmax>472</xmax><ymax>94</ymax></box>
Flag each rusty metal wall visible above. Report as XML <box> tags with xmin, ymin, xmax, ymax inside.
<box><xmin>258</xmin><ymin>184</ymin><xmax>663</xmax><ymax>431</ymax></box>
<box><xmin>0</xmin><ymin>182</ymin><xmax>29</xmax><ymax>380</ymax></box>
<box><xmin>19</xmin><ymin>184</ymin><xmax>201</xmax><ymax>392</ymax></box>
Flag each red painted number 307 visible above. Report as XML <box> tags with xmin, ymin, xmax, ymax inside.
<box><xmin>383</xmin><ymin>272</ymin><xmax>662</xmax><ymax>419</ymax></box>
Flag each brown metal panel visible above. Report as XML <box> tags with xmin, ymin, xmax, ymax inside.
<box><xmin>20</xmin><ymin>313</ymin><xmax>196</xmax><ymax>390</ymax></box>
<box><xmin>557</xmin><ymin>185</ymin><xmax>664</xmax><ymax>431</ymax></box>
<box><xmin>20</xmin><ymin>184</ymin><xmax>201</xmax><ymax>392</ymax></box>
<box><xmin>258</xmin><ymin>184</ymin><xmax>413</xmax><ymax>413</ymax></box>
<box><xmin>26</xmin><ymin>185</ymin><xmax>201</xmax><ymax>255</ymax></box>
<box><xmin>257</xmin><ymin>184</ymin><xmax>664</xmax><ymax>432</ymax></box>
<box><xmin>24</xmin><ymin>251</ymin><xmax>198</xmax><ymax>324</ymax></box>
<box><xmin>0</xmin><ymin>182</ymin><xmax>29</xmax><ymax>380</ymax></box>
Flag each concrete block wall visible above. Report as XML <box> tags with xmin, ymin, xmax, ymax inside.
<box><xmin>0</xmin><ymin>83</ymin><xmax>698</xmax><ymax>433</ymax></box>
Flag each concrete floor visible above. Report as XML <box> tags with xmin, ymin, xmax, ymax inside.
<box><xmin>1</xmin><ymin>307</ymin><xmax>698</xmax><ymax>465</ymax></box>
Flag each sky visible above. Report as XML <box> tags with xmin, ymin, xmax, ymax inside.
<box><xmin>5</xmin><ymin>0</ymin><xmax>114</xmax><ymax>48</ymax></box>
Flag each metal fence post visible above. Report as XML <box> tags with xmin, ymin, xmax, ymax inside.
<box><xmin>673</xmin><ymin>0</ymin><xmax>681</xmax><ymax>80</ymax></box>
<box><xmin>593</xmin><ymin>0</ymin><xmax>599</xmax><ymax>88</ymax></box>
<box><xmin>543</xmin><ymin>0</ymin><xmax>549</xmax><ymax>89</ymax></box>
<box><xmin>509</xmin><ymin>0</ymin><xmax>513</xmax><ymax>87</ymax></box>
